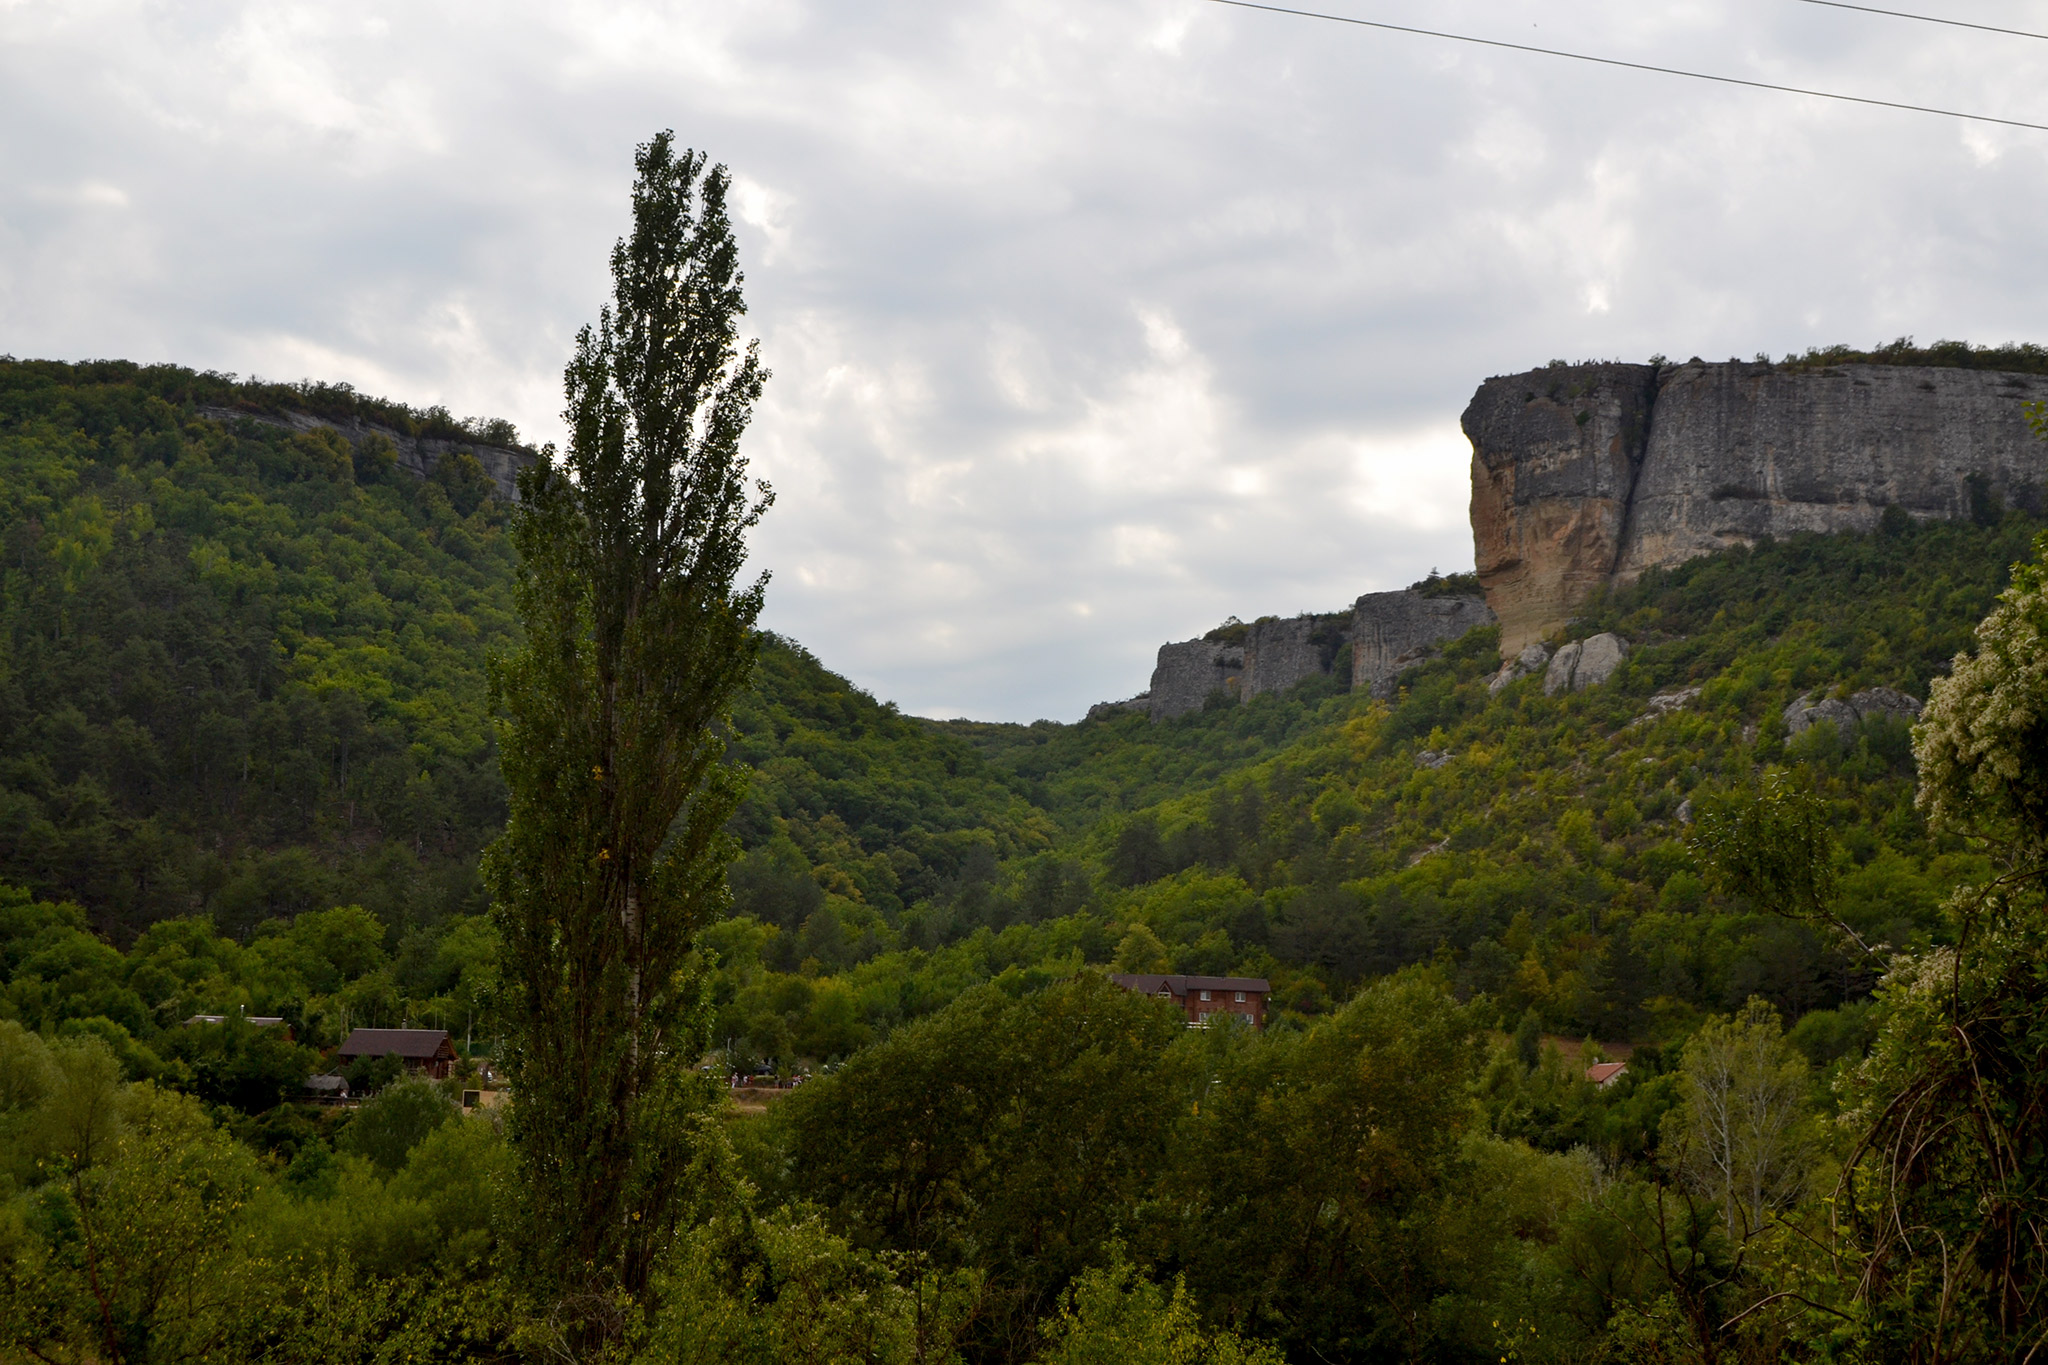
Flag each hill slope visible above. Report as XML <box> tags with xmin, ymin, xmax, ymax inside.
<box><xmin>0</xmin><ymin>359</ymin><xmax>526</xmax><ymax>939</ymax></box>
<box><xmin>2</xmin><ymin>356</ymin><xmax>2037</xmax><ymax>1075</ymax></box>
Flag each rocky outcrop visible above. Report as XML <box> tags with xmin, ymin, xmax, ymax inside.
<box><xmin>1146</xmin><ymin>638</ymin><xmax>1245</xmax><ymax>720</ymax></box>
<box><xmin>1466</xmin><ymin>360</ymin><xmax>2047</xmax><ymax>656</ymax></box>
<box><xmin>1636</xmin><ymin>686</ymin><xmax>1703</xmax><ymax>722</ymax></box>
<box><xmin>1351</xmin><ymin>591</ymin><xmax>1495</xmax><ymax>698</ymax></box>
<box><xmin>1542</xmin><ymin>633</ymin><xmax>1629</xmax><ymax>695</ymax></box>
<box><xmin>1465</xmin><ymin>365</ymin><xmax>1658</xmax><ymax>659</ymax></box>
<box><xmin>1489</xmin><ymin>642</ymin><xmax>1552</xmax><ymax>694</ymax></box>
<box><xmin>1137</xmin><ymin>588</ymin><xmax>1495</xmax><ymax>720</ymax></box>
<box><xmin>1783</xmin><ymin>687</ymin><xmax>1922</xmax><ymax>739</ymax></box>
<box><xmin>198</xmin><ymin>404</ymin><xmax>536</xmax><ymax>501</ymax></box>
<box><xmin>1241</xmin><ymin>616</ymin><xmax>1339</xmax><ymax>700</ymax></box>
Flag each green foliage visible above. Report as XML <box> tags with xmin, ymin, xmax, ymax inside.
<box><xmin>1915</xmin><ymin>526</ymin><xmax>2048</xmax><ymax>859</ymax></box>
<box><xmin>641</xmin><ymin>1209</ymin><xmax>978</xmax><ymax>1365</ymax></box>
<box><xmin>10</xmin><ymin>337</ymin><xmax>2048</xmax><ymax>1359</ymax></box>
<box><xmin>1037</xmin><ymin>1258</ymin><xmax>1283</xmax><ymax>1365</ymax></box>
<box><xmin>0</xmin><ymin>356</ymin><xmax>520</xmax><ymax>941</ymax></box>
<box><xmin>1662</xmin><ymin>999</ymin><xmax>1815</xmax><ymax>1243</ymax></box>
<box><xmin>158</xmin><ymin>1015</ymin><xmax>317</xmax><ymax>1114</ymax></box>
<box><xmin>0</xmin><ymin>1053</ymin><xmax>526</xmax><ymax>1364</ymax></box>
<box><xmin>487</xmin><ymin>130</ymin><xmax>770</xmax><ymax>1303</ymax></box>
<box><xmin>770</xmin><ymin>975</ymin><xmax>1185</xmax><ymax>1349</ymax></box>
<box><xmin>1778</xmin><ymin>336</ymin><xmax>2048</xmax><ymax>376</ymax></box>
<box><xmin>335</xmin><ymin>1075</ymin><xmax>457</xmax><ymax>1174</ymax></box>
<box><xmin>1821</xmin><ymin>527</ymin><xmax>2048</xmax><ymax>1354</ymax></box>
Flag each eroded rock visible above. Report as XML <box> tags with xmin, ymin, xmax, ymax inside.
<box><xmin>1489</xmin><ymin>642</ymin><xmax>1553</xmax><ymax>694</ymax></box>
<box><xmin>1465</xmin><ymin>360</ymin><xmax>2047</xmax><ymax>659</ymax></box>
<box><xmin>1783</xmin><ymin>686</ymin><xmax>1923</xmax><ymax>738</ymax></box>
<box><xmin>1464</xmin><ymin>365</ymin><xmax>1659</xmax><ymax>659</ymax></box>
<box><xmin>1542</xmin><ymin>633</ymin><xmax>1630</xmax><ymax>695</ymax></box>
<box><xmin>1642</xmin><ymin>686</ymin><xmax>1703</xmax><ymax>718</ymax></box>
<box><xmin>198</xmin><ymin>404</ymin><xmax>536</xmax><ymax>502</ymax></box>
<box><xmin>1086</xmin><ymin>696</ymin><xmax>1151</xmax><ymax>722</ymax></box>
<box><xmin>1147</xmin><ymin>639</ymin><xmax>1243</xmax><ymax>720</ymax></box>
<box><xmin>1351</xmin><ymin>590</ymin><xmax>1495</xmax><ymax>698</ymax></box>
<box><xmin>1242</xmin><ymin>616</ymin><xmax>1342</xmax><ymax>700</ymax></box>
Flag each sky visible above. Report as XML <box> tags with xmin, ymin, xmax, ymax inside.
<box><xmin>5</xmin><ymin>0</ymin><xmax>2048</xmax><ymax>721</ymax></box>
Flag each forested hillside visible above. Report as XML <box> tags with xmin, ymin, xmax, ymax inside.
<box><xmin>8</xmin><ymin>353</ymin><xmax>2048</xmax><ymax>1359</ymax></box>
<box><xmin>3</xmin><ymin>354</ymin><xmax>2034</xmax><ymax>1066</ymax></box>
<box><xmin>0</xmin><ymin>359</ymin><xmax>523</xmax><ymax>940</ymax></box>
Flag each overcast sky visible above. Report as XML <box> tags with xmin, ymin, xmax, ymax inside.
<box><xmin>6</xmin><ymin>1</ymin><xmax>2048</xmax><ymax>720</ymax></box>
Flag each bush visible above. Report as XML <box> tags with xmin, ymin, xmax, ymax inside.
<box><xmin>337</xmin><ymin>1076</ymin><xmax>456</xmax><ymax>1174</ymax></box>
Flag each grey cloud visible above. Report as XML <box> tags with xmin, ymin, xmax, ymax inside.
<box><xmin>4</xmin><ymin>0</ymin><xmax>2048</xmax><ymax>718</ymax></box>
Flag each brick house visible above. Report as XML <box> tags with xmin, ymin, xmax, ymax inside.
<box><xmin>1109</xmin><ymin>973</ymin><xmax>1270</xmax><ymax>1029</ymax></box>
<box><xmin>337</xmin><ymin>1027</ymin><xmax>458</xmax><ymax>1079</ymax></box>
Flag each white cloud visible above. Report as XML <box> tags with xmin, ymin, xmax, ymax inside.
<box><xmin>5</xmin><ymin>0</ymin><xmax>2048</xmax><ymax>718</ymax></box>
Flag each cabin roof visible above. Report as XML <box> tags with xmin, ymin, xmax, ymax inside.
<box><xmin>337</xmin><ymin>1027</ymin><xmax>455</xmax><ymax>1059</ymax></box>
<box><xmin>1108</xmin><ymin>973</ymin><xmax>1271</xmax><ymax>996</ymax></box>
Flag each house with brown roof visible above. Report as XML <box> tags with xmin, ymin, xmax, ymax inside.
<box><xmin>1586</xmin><ymin>1061</ymin><xmax>1628</xmax><ymax>1088</ymax></box>
<box><xmin>337</xmin><ymin>1028</ymin><xmax>458</xmax><ymax>1079</ymax></box>
<box><xmin>1109</xmin><ymin>973</ymin><xmax>1270</xmax><ymax>1029</ymax></box>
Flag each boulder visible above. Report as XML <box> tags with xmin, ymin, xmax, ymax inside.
<box><xmin>1489</xmin><ymin>642</ymin><xmax>1553</xmax><ymax>694</ymax></box>
<box><xmin>1642</xmin><ymin>685</ymin><xmax>1702</xmax><ymax>718</ymax></box>
<box><xmin>1542</xmin><ymin>633</ymin><xmax>1630</xmax><ymax>695</ymax></box>
<box><xmin>1783</xmin><ymin>686</ymin><xmax>1923</xmax><ymax>739</ymax></box>
<box><xmin>1850</xmin><ymin>687</ymin><xmax>1923</xmax><ymax>723</ymax></box>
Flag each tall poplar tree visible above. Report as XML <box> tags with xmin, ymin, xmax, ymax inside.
<box><xmin>486</xmin><ymin>131</ymin><xmax>770</xmax><ymax>1300</ymax></box>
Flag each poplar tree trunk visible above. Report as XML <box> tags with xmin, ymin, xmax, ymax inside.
<box><xmin>485</xmin><ymin>130</ymin><xmax>770</xmax><ymax>1309</ymax></box>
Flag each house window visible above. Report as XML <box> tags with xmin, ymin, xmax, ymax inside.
<box><xmin>1199</xmin><ymin>989</ymin><xmax>1211</xmax><ymax>1001</ymax></box>
<box><xmin>1235</xmin><ymin>991</ymin><xmax>1245</xmax><ymax>1003</ymax></box>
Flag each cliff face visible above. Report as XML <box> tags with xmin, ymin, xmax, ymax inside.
<box><xmin>1351</xmin><ymin>591</ymin><xmax>1495</xmax><ymax>698</ymax></box>
<box><xmin>1242</xmin><ymin>616</ymin><xmax>1350</xmax><ymax>700</ymax></box>
<box><xmin>199</xmin><ymin>405</ymin><xmax>537</xmax><ymax>501</ymax></box>
<box><xmin>1146</xmin><ymin>638</ymin><xmax>1245</xmax><ymax>720</ymax></box>
<box><xmin>1136</xmin><ymin>590</ymin><xmax>1493</xmax><ymax>720</ymax></box>
<box><xmin>1466</xmin><ymin>361</ymin><xmax>2047</xmax><ymax>655</ymax></box>
<box><xmin>1464</xmin><ymin>365</ymin><xmax>1657</xmax><ymax>659</ymax></box>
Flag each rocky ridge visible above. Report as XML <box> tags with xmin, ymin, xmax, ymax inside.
<box><xmin>1466</xmin><ymin>359</ymin><xmax>2047</xmax><ymax>657</ymax></box>
<box><xmin>199</xmin><ymin>404</ymin><xmax>537</xmax><ymax>501</ymax></box>
<box><xmin>1095</xmin><ymin>352</ymin><xmax>2026</xmax><ymax>721</ymax></box>
<box><xmin>1097</xmin><ymin>585</ymin><xmax>1496</xmax><ymax>722</ymax></box>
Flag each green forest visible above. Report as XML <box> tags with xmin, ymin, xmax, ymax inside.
<box><xmin>7</xmin><ymin>326</ymin><xmax>2048</xmax><ymax>1364</ymax></box>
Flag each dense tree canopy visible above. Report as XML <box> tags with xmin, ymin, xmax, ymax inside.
<box><xmin>7</xmin><ymin>331</ymin><xmax>2048</xmax><ymax>1360</ymax></box>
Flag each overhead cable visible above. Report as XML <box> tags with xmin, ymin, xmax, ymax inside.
<box><xmin>1797</xmin><ymin>0</ymin><xmax>2048</xmax><ymax>44</ymax></box>
<box><xmin>1204</xmin><ymin>0</ymin><xmax>2048</xmax><ymax>133</ymax></box>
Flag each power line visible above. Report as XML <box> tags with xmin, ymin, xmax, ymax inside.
<box><xmin>1205</xmin><ymin>0</ymin><xmax>2048</xmax><ymax>133</ymax></box>
<box><xmin>1797</xmin><ymin>0</ymin><xmax>2048</xmax><ymax>43</ymax></box>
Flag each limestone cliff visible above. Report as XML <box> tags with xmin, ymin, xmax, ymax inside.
<box><xmin>1465</xmin><ymin>365</ymin><xmax>1657</xmax><ymax>660</ymax></box>
<box><xmin>1351</xmin><ymin>590</ymin><xmax>1496</xmax><ymax>699</ymax></box>
<box><xmin>1132</xmin><ymin>588</ymin><xmax>1493</xmax><ymax>720</ymax></box>
<box><xmin>1145</xmin><ymin>638</ymin><xmax>1245</xmax><ymax>720</ymax></box>
<box><xmin>1242</xmin><ymin>615</ymin><xmax>1348</xmax><ymax>701</ymax></box>
<box><xmin>1466</xmin><ymin>360</ymin><xmax>2047</xmax><ymax>655</ymax></box>
<box><xmin>199</xmin><ymin>404</ymin><xmax>536</xmax><ymax>501</ymax></box>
